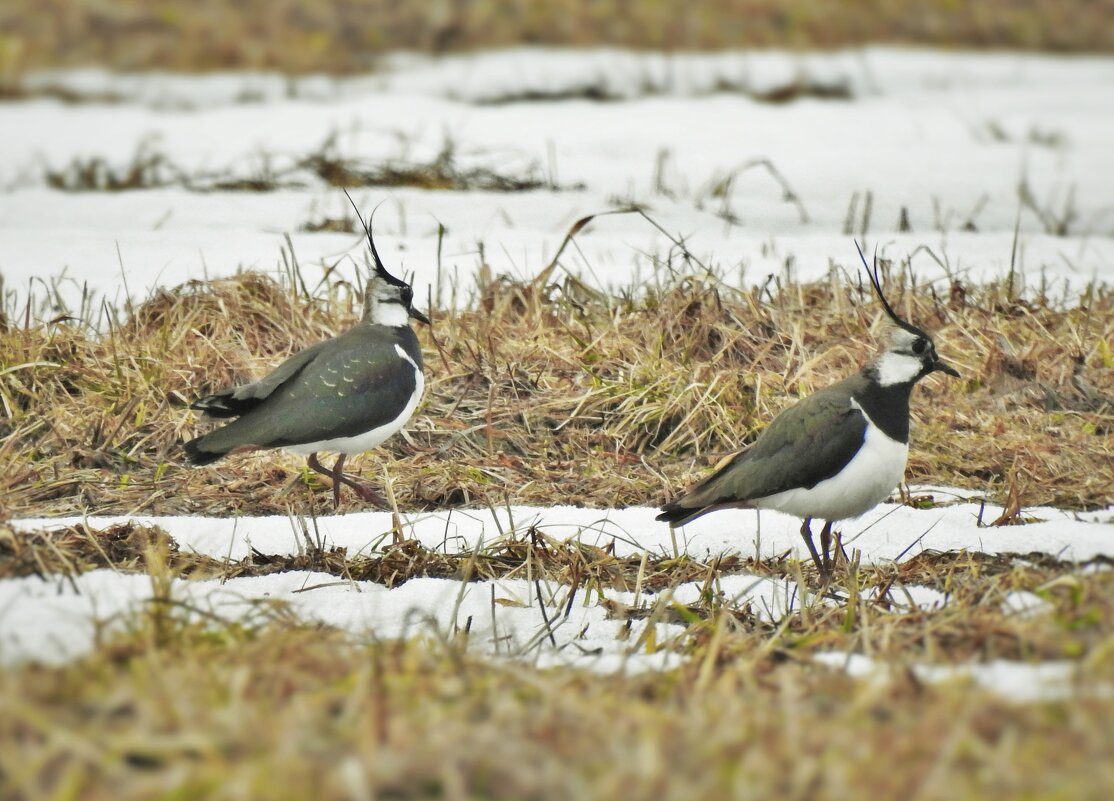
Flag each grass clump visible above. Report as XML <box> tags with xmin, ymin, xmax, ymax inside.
<box><xmin>43</xmin><ymin>133</ymin><xmax>560</xmax><ymax>194</ymax></box>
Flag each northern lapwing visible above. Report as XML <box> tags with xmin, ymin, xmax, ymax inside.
<box><xmin>657</xmin><ymin>244</ymin><xmax>959</xmax><ymax>576</ymax></box>
<box><xmin>183</xmin><ymin>195</ymin><xmax>429</xmax><ymax>509</ymax></box>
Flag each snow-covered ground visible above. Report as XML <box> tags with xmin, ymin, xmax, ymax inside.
<box><xmin>3</xmin><ymin>48</ymin><xmax>1113</xmax><ymax>697</ymax></box>
<box><xmin>6</xmin><ymin>492</ymin><xmax>1114</xmax><ymax>701</ymax></box>
<box><xmin>2</xmin><ymin>48</ymin><xmax>1113</xmax><ymax>316</ymax></box>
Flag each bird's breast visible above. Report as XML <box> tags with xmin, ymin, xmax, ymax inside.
<box><xmin>754</xmin><ymin>423</ymin><xmax>908</xmax><ymax>521</ymax></box>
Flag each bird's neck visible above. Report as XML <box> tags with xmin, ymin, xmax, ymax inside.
<box><xmin>853</xmin><ymin>370</ymin><xmax>915</xmax><ymax>443</ymax></box>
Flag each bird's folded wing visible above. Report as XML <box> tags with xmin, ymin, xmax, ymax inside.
<box><xmin>209</xmin><ymin>329</ymin><xmax>420</xmax><ymax>449</ymax></box>
<box><xmin>192</xmin><ymin>341</ymin><xmax>329</xmax><ymax>417</ymax></box>
<box><xmin>678</xmin><ymin>387</ymin><xmax>868</xmax><ymax>508</ymax></box>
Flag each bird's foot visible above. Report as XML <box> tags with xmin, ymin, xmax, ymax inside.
<box><xmin>344</xmin><ymin>480</ymin><xmax>386</xmax><ymax>507</ymax></box>
<box><xmin>307</xmin><ymin>453</ymin><xmax>387</xmax><ymax>511</ymax></box>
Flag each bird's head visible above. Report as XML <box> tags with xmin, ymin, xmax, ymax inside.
<box><xmin>346</xmin><ymin>190</ymin><xmax>431</xmax><ymax>328</ymax></box>
<box><xmin>363</xmin><ymin>272</ymin><xmax>429</xmax><ymax>327</ymax></box>
<box><xmin>857</xmin><ymin>242</ymin><xmax>958</xmax><ymax>387</ymax></box>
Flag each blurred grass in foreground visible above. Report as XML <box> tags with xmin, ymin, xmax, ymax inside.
<box><xmin>1</xmin><ymin>608</ymin><xmax>1112</xmax><ymax>801</ymax></box>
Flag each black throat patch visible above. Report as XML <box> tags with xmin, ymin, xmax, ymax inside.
<box><xmin>853</xmin><ymin>375</ymin><xmax>915</xmax><ymax>443</ymax></box>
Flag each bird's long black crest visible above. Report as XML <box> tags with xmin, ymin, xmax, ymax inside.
<box><xmin>343</xmin><ymin>189</ymin><xmax>408</xmax><ymax>289</ymax></box>
<box><xmin>854</xmin><ymin>240</ymin><xmax>921</xmax><ymax>336</ymax></box>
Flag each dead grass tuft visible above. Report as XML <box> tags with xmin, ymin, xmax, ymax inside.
<box><xmin>43</xmin><ymin>134</ymin><xmax>560</xmax><ymax>193</ymax></box>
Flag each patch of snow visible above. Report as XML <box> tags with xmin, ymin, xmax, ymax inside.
<box><xmin>18</xmin><ymin>48</ymin><xmax>1114</xmax><ymax>109</ymax></box>
<box><xmin>1000</xmin><ymin>590</ymin><xmax>1055</xmax><ymax>619</ymax></box>
<box><xmin>0</xmin><ymin>570</ymin><xmax>155</xmax><ymax>666</ymax></box>
<box><xmin>20</xmin><ymin>69</ymin><xmax>297</xmax><ymax>109</ymax></box>
<box><xmin>7</xmin><ymin>498</ymin><xmax>1111</xmax><ymax>671</ymax></box>
<box><xmin>813</xmin><ymin>651</ymin><xmax>1094</xmax><ymax>703</ymax></box>
<box><xmin>646</xmin><ymin>573</ymin><xmax>816</xmax><ymax>623</ymax></box>
<box><xmin>0</xmin><ymin>567</ymin><xmax>685</xmax><ymax>672</ymax></box>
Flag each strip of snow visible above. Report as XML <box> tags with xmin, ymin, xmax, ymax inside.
<box><xmin>6</xmin><ymin>494</ymin><xmax>1106</xmax><ymax>674</ymax></box>
<box><xmin>0</xmin><ymin>559</ymin><xmax>1082</xmax><ymax>701</ymax></box>
<box><xmin>5</xmin><ymin>192</ymin><xmax>1109</xmax><ymax>324</ymax></box>
<box><xmin>13</xmin><ymin>496</ymin><xmax>1114</xmax><ymax>565</ymax></box>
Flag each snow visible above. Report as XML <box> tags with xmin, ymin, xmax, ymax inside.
<box><xmin>19</xmin><ymin>48</ymin><xmax>1114</xmax><ymax>109</ymax></box>
<box><xmin>0</xmin><ymin>566</ymin><xmax>682</xmax><ymax>671</ymax></box>
<box><xmin>3</xmin><ymin>47</ymin><xmax>1112</xmax><ymax>694</ymax></box>
<box><xmin>13</xmin><ymin>494</ymin><xmax>1114</xmax><ymax>565</ymax></box>
<box><xmin>3</xmin><ymin>48</ymin><xmax>1114</xmax><ymax>318</ymax></box>
<box><xmin>1001</xmin><ymin>590</ymin><xmax>1056</xmax><ymax>619</ymax></box>
<box><xmin>4</xmin><ymin>554</ymin><xmax>1095</xmax><ymax>701</ymax></box>
<box><xmin>6</xmin><ymin>495</ymin><xmax>1113</xmax><ymax>688</ymax></box>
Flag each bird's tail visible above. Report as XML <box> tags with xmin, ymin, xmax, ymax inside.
<box><xmin>182</xmin><ymin>434</ymin><xmax>228</xmax><ymax>466</ymax></box>
<box><xmin>656</xmin><ymin>450</ymin><xmax>747</xmax><ymax>526</ymax></box>
<box><xmin>656</xmin><ymin>501</ymin><xmax>713</xmax><ymax>527</ymax></box>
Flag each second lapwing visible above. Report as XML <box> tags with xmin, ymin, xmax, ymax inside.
<box><xmin>657</xmin><ymin>244</ymin><xmax>959</xmax><ymax>576</ymax></box>
<box><xmin>183</xmin><ymin>194</ymin><xmax>429</xmax><ymax>509</ymax></box>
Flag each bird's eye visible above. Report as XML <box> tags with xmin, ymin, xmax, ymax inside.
<box><xmin>912</xmin><ymin>338</ymin><xmax>928</xmax><ymax>355</ymax></box>
<box><xmin>402</xmin><ymin>287</ymin><xmax>413</xmax><ymax>306</ymax></box>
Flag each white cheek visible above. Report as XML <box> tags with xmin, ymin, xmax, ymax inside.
<box><xmin>371</xmin><ymin>302</ymin><xmax>411</xmax><ymax>327</ymax></box>
<box><xmin>874</xmin><ymin>352</ymin><xmax>923</xmax><ymax>386</ymax></box>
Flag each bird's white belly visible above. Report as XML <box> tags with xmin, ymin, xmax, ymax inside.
<box><xmin>286</xmin><ymin>359</ymin><xmax>424</xmax><ymax>457</ymax></box>
<box><xmin>754</xmin><ymin>423</ymin><xmax>908</xmax><ymax>521</ymax></box>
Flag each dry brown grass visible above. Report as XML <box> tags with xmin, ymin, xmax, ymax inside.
<box><xmin>2</xmin><ymin>0</ymin><xmax>1112</xmax><ymax>93</ymax></box>
<box><xmin>1</xmin><ymin>255</ymin><xmax>1111</xmax><ymax>519</ymax></box>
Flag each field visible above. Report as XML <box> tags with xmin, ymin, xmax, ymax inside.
<box><xmin>2</xmin><ymin>20</ymin><xmax>1114</xmax><ymax>801</ymax></box>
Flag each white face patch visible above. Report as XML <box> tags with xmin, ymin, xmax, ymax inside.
<box><xmin>362</xmin><ymin>275</ymin><xmax>413</xmax><ymax>327</ymax></box>
<box><xmin>872</xmin><ymin>351</ymin><xmax>924</xmax><ymax>386</ymax></box>
<box><xmin>888</xmin><ymin>327</ymin><xmax>922</xmax><ymax>351</ymax></box>
<box><xmin>370</xmin><ymin>300</ymin><xmax>411</xmax><ymax>327</ymax></box>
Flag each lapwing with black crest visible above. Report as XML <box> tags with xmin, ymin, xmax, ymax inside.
<box><xmin>657</xmin><ymin>244</ymin><xmax>959</xmax><ymax>577</ymax></box>
<box><xmin>183</xmin><ymin>193</ymin><xmax>429</xmax><ymax>509</ymax></box>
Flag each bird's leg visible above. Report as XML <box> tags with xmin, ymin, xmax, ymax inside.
<box><xmin>819</xmin><ymin>520</ymin><xmax>834</xmax><ymax>573</ymax></box>
<box><xmin>307</xmin><ymin>453</ymin><xmax>342</xmax><ymax>511</ymax></box>
<box><xmin>306</xmin><ymin>453</ymin><xmax>386</xmax><ymax>510</ymax></box>
<box><xmin>331</xmin><ymin>454</ymin><xmax>346</xmax><ymax>509</ymax></box>
<box><xmin>799</xmin><ymin>517</ymin><xmax>825</xmax><ymax>575</ymax></box>
<box><xmin>332</xmin><ymin>455</ymin><xmax>387</xmax><ymax>506</ymax></box>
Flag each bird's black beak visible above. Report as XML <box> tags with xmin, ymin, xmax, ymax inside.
<box><xmin>409</xmin><ymin>306</ymin><xmax>431</xmax><ymax>326</ymax></box>
<box><xmin>933</xmin><ymin>359</ymin><xmax>960</xmax><ymax>378</ymax></box>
